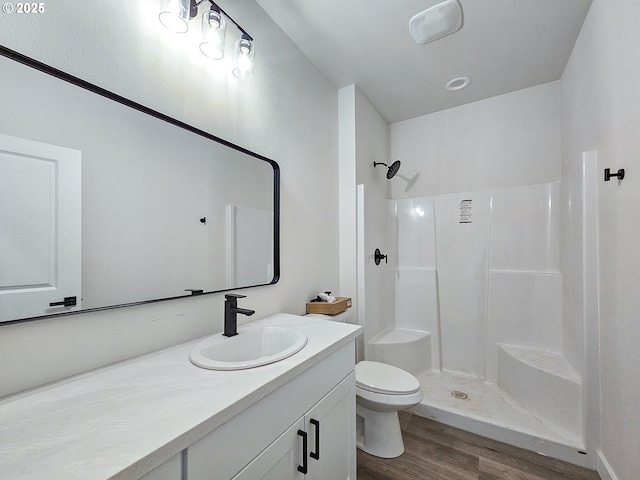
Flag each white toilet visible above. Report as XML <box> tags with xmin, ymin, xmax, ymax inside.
<box><xmin>306</xmin><ymin>311</ymin><xmax>424</xmax><ymax>458</ymax></box>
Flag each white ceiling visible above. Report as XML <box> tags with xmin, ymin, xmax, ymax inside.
<box><xmin>257</xmin><ymin>0</ymin><xmax>592</xmax><ymax>123</ymax></box>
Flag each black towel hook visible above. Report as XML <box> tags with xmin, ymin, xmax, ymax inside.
<box><xmin>604</xmin><ymin>168</ymin><xmax>625</xmax><ymax>181</ymax></box>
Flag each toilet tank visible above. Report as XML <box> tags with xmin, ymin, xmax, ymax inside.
<box><xmin>306</xmin><ymin>310</ymin><xmax>350</xmax><ymax>323</ymax></box>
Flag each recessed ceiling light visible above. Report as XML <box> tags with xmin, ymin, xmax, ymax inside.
<box><xmin>445</xmin><ymin>76</ymin><xmax>470</xmax><ymax>91</ymax></box>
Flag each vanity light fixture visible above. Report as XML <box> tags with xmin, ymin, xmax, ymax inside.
<box><xmin>232</xmin><ymin>35</ymin><xmax>255</xmax><ymax>80</ymax></box>
<box><xmin>159</xmin><ymin>0</ymin><xmax>255</xmax><ymax>80</ymax></box>
<box><xmin>200</xmin><ymin>4</ymin><xmax>226</xmax><ymax>59</ymax></box>
<box><xmin>159</xmin><ymin>0</ymin><xmax>193</xmax><ymax>34</ymax></box>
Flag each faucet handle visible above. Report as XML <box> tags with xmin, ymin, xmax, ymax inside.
<box><xmin>225</xmin><ymin>293</ymin><xmax>247</xmax><ymax>300</ymax></box>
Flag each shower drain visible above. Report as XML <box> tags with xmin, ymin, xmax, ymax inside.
<box><xmin>450</xmin><ymin>390</ymin><xmax>469</xmax><ymax>400</ymax></box>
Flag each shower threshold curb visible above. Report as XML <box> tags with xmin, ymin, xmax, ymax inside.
<box><xmin>410</xmin><ymin>401</ymin><xmax>591</xmax><ymax>469</ymax></box>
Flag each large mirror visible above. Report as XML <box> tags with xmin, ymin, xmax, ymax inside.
<box><xmin>0</xmin><ymin>46</ymin><xmax>280</xmax><ymax>324</ymax></box>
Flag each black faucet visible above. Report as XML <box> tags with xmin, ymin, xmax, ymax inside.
<box><xmin>223</xmin><ymin>293</ymin><xmax>255</xmax><ymax>337</ymax></box>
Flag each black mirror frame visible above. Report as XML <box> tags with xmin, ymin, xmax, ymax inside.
<box><xmin>0</xmin><ymin>45</ymin><xmax>280</xmax><ymax>325</ymax></box>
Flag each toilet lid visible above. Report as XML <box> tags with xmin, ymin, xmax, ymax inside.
<box><xmin>355</xmin><ymin>361</ymin><xmax>421</xmax><ymax>395</ymax></box>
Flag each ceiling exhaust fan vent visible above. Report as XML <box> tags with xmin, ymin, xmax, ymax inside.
<box><xmin>409</xmin><ymin>0</ymin><xmax>463</xmax><ymax>45</ymax></box>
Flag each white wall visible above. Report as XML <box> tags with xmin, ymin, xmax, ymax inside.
<box><xmin>339</xmin><ymin>85</ymin><xmax>395</xmax><ymax>352</ymax></box>
<box><xmin>390</xmin><ymin>81</ymin><xmax>561</xmax><ymax>198</ymax></box>
<box><xmin>338</xmin><ymin>86</ymin><xmax>358</xmax><ymax>324</ymax></box>
<box><xmin>561</xmin><ymin>0</ymin><xmax>640</xmax><ymax>478</ymax></box>
<box><xmin>0</xmin><ymin>0</ymin><xmax>339</xmax><ymax>398</ymax></box>
<box><xmin>338</xmin><ymin>85</ymin><xmax>391</xmax><ymax>358</ymax></box>
<box><xmin>356</xmin><ymin>88</ymin><xmax>392</xmax><ymax>349</ymax></box>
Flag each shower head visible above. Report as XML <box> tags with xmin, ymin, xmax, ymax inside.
<box><xmin>387</xmin><ymin>160</ymin><xmax>401</xmax><ymax>179</ymax></box>
<box><xmin>373</xmin><ymin>160</ymin><xmax>401</xmax><ymax>179</ymax></box>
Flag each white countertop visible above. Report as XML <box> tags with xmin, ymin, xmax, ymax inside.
<box><xmin>0</xmin><ymin>313</ymin><xmax>362</xmax><ymax>480</ymax></box>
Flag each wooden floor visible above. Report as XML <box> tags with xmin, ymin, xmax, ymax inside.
<box><xmin>357</xmin><ymin>412</ymin><xmax>601</xmax><ymax>480</ymax></box>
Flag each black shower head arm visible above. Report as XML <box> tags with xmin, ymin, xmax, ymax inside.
<box><xmin>374</xmin><ymin>160</ymin><xmax>401</xmax><ymax>179</ymax></box>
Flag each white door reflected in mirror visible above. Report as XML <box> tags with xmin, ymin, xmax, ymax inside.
<box><xmin>0</xmin><ymin>133</ymin><xmax>81</xmax><ymax>322</ymax></box>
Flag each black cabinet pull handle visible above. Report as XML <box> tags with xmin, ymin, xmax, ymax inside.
<box><xmin>49</xmin><ymin>296</ymin><xmax>77</xmax><ymax>307</ymax></box>
<box><xmin>297</xmin><ymin>429</ymin><xmax>308</xmax><ymax>474</ymax></box>
<box><xmin>310</xmin><ymin>419</ymin><xmax>320</xmax><ymax>460</ymax></box>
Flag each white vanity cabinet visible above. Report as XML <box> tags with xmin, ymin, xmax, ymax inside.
<box><xmin>233</xmin><ymin>372</ymin><xmax>356</xmax><ymax>480</ymax></box>
<box><xmin>187</xmin><ymin>343</ymin><xmax>356</xmax><ymax>480</ymax></box>
<box><xmin>232</xmin><ymin>417</ymin><xmax>305</xmax><ymax>480</ymax></box>
<box><xmin>303</xmin><ymin>372</ymin><xmax>355</xmax><ymax>480</ymax></box>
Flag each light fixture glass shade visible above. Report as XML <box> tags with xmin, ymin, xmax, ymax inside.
<box><xmin>232</xmin><ymin>36</ymin><xmax>255</xmax><ymax>80</ymax></box>
<box><xmin>159</xmin><ymin>0</ymin><xmax>191</xmax><ymax>34</ymax></box>
<box><xmin>200</xmin><ymin>7</ymin><xmax>227</xmax><ymax>59</ymax></box>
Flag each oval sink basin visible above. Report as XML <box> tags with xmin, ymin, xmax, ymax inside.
<box><xmin>190</xmin><ymin>325</ymin><xmax>308</xmax><ymax>370</ymax></box>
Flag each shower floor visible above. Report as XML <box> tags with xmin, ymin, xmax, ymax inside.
<box><xmin>410</xmin><ymin>370</ymin><xmax>590</xmax><ymax>468</ymax></box>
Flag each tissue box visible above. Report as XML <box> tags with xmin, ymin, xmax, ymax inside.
<box><xmin>306</xmin><ymin>297</ymin><xmax>352</xmax><ymax>315</ymax></box>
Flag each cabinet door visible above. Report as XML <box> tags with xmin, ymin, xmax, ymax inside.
<box><xmin>231</xmin><ymin>418</ymin><xmax>305</xmax><ymax>480</ymax></box>
<box><xmin>305</xmin><ymin>372</ymin><xmax>356</xmax><ymax>480</ymax></box>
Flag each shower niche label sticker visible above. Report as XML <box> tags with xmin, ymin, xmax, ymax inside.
<box><xmin>459</xmin><ymin>199</ymin><xmax>472</xmax><ymax>223</ymax></box>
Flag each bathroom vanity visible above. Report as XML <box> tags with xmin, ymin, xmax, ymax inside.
<box><xmin>0</xmin><ymin>314</ymin><xmax>362</xmax><ymax>479</ymax></box>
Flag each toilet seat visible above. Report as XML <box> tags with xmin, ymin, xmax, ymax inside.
<box><xmin>356</xmin><ymin>361</ymin><xmax>421</xmax><ymax>395</ymax></box>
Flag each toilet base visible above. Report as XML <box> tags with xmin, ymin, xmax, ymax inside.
<box><xmin>355</xmin><ymin>403</ymin><xmax>405</xmax><ymax>458</ymax></box>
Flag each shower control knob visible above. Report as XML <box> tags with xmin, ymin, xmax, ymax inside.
<box><xmin>374</xmin><ymin>248</ymin><xmax>388</xmax><ymax>265</ymax></box>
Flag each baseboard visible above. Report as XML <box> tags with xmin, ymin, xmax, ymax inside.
<box><xmin>596</xmin><ymin>451</ymin><xmax>619</xmax><ymax>480</ymax></box>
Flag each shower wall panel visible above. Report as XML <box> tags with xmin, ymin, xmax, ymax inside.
<box><xmin>434</xmin><ymin>191</ymin><xmax>492</xmax><ymax>377</ymax></box>
<box><xmin>485</xmin><ymin>272</ymin><xmax>563</xmax><ymax>382</ymax></box>
<box><xmin>394</xmin><ymin>268</ymin><xmax>438</xmax><ymax>332</ymax></box>
<box><xmin>392</xmin><ymin>198</ymin><xmax>439</xmax><ymax>371</ymax></box>
<box><xmin>490</xmin><ymin>182</ymin><xmax>561</xmax><ymax>273</ymax></box>
<box><xmin>395</xmin><ymin>197</ymin><xmax>436</xmax><ymax>268</ymax></box>
<box><xmin>561</xmin><ymin>156</ymin><xmax>587</xmax><ymax>373</ymax></box>
<box><xmin>392</xmin><ymin>182</ymin><xmax>562</xmax><ymax>380</ymax></box>
<box><xmin>486</xmin><ymin>182</ymin><xmax>563</xmax><ymax>381</ymax></box>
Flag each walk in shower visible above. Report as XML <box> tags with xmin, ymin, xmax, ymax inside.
<box><xmin>357</xmin><ymin>152</ymin><xmax>598</xmax><ymax>468</ymax></box>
